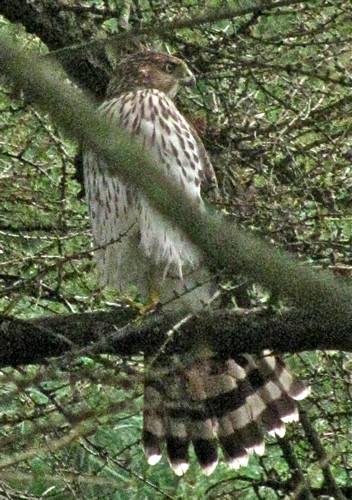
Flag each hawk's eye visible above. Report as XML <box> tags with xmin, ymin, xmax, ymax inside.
<box><xmin>164</xmin><ymin>63</ymin><xmax>175</xmax><ymax>74</ymax></box>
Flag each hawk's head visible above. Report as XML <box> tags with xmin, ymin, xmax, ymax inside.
<box><xmin>107</xmin><ymin>51</ymin><xmax>196</xmax><ymax>99</ymax></box>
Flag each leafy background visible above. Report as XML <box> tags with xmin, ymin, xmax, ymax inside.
<box><xmin>0</xmin><ymin>1</ymin><xmax>351</xmax><ymax>498</ymax></box>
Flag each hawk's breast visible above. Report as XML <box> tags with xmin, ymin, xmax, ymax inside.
<box><xmin>84</xmin><ymin>89</ymin><xmax>206</xmax><ymax>283</ymax></box>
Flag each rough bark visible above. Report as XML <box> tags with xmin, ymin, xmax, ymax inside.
<box><xmin>1</xmin><ymin>308</ymin><xmax>351</xmax><ymax>368</ymax></box>
<box><xmin>0</xmin><ymin>0</ymin><xmax>110</xmax><ymax>96</ymax></box>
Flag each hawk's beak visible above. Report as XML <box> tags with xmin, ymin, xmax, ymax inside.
<box><xmin>181</xmin><ymin>69</ymin><xmax>196</xmax><ymax>87</ymax></box>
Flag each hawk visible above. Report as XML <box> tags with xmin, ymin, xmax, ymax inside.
<box><xmin>83</xmin><ymin>51</ymin><xmax>309</xmax><ymax>475</ymax></box>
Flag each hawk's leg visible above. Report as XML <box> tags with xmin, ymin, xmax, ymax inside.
<box><xmin>120</xmin><ymin>290</ymin><xmax>159</xmax><ymax>315</ymax></box>
<box><xmin>120</xmin><ymin>271</ymin><xmax>161</xmax><ymax>315</ymax></box>
<box><xmin>138</xmin><ymin>284</ymin><xmax>160</xmax><ymax>315</ymax></box>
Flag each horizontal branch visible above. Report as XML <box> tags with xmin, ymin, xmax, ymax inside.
<box><xmin>1</xmin><ymin>32</ymin><xmax>352</xmax><ymax>330</ymax></box>
<box><xmin>51</xmin><ymin>0</ymin><xmax>305</xmax><ymax>60</ymax></box>
<box><xmin>1</xmin><ymin>307</ymin><xmax>351</xmax><ymax>368</ymax></box>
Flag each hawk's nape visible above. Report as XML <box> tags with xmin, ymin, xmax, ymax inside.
<box><xmin>83</xmin><ymin>50</ymin><xmax>310</xmax><ymax>475</ymax></box>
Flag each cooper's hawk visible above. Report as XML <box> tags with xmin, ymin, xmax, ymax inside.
<box><xmin>83</xmin><ymin>51</ymin><xmax>309</xmax><ymax>475</ymax></box>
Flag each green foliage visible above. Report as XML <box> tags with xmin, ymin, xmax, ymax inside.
<box><xmin>1</xmin><ymin>0</ymin><xmax>352</xmax><ymax>498</ymax></box>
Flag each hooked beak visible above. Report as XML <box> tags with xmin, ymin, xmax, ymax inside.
<box><xmin>181</xmin><ymin>68</ymin><xmax>196</xmax><ymax>87</ymax></box>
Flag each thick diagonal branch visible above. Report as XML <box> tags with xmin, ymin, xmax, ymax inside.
<box><xmin>1</xmin><ymin>32</ymin><xmax>352</xmax><ymax>327</ymax></box>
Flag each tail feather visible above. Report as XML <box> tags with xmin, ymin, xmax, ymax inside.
<box><xmin>166</xmin><ymin>436</ymin><xmax>190</xmax><ymax>475</ymax></box>
<box><xmin>236</xmin><ymin>353</ymin><xmax>304</xmax><ymax>432</ymax></box>
<box><xmin>143</xmin><ymin>352</ymin><xmax>309</xmax><ymax>475</ymax></box>
<box><xmin>192</xmin><ymin>436</ymin><xmax>218</xmax><ymax>474</ymax></box>
<box><xmin>143</xmin><ymin>384</ymin><xmax>165</xmax><ymax>464</ymax></box>
<box><xmin>184</xmin><ymin>362</ymin><xmax>219</xmax><ymax>472</ymax></box>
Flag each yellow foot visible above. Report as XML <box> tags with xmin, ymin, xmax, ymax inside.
<box><xmin>121</xmin><ymin>288</ymin><xmax>160</xmax><ymax>316</ymax></box>
<box><xmin>139</xmin><ymin>288</ymin><xmax>160</xmax><ymax>315</ymax></box>
<box><xmin>138</xmin><ymin>302</ymin><xmax>157</xmax><ymax>315</ymax></box>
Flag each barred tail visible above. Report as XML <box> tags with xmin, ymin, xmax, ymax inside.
<box><xmin>142</xmin><ymin>353</ymin><xmax>309</xmax><ymax>475</ymax></box>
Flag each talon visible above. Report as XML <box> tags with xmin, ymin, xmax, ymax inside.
<box><xmin>138</xmin><ymin>303</ymin><xmax>156</xmax><ymax>315</ymax></box>
<box><xmin>120</xmin><ymin>287</ymin><xmax>159</xmax><ymax>316</ymax></box>
<box><xmin>139</xmin><ymin>288</ymin><xmax>160</xmax><ymax>315</ymax></box>
<box><xmin>149</xmin><ymin>286</ymin><xmax>160</xmax><ymax>308</ymax></box>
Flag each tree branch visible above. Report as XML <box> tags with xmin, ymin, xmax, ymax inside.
<box><xmin>51</xmin><ymin>0</ymin><xmax>308</xmax><ymax>61</ymax></box>
<box><xmin>0</xmin><ymin>0</ymin><xmax>307</xmax><ymax>97</ymax></box>
<box><xmin>299</xmin><ymin>409</ymin><xmax>347</xmax><ymax>500</ymax></box>
<box><xmin>0</xmin><ymin>0</ymin><xmax>111</xmax><ymax>96</ymax></box>
<box><xmin>277</xmin><ymin>436</ymin><xmax>314</xmax><ymax>499</ymax></box>
<box><xmin>9</xmin><ymin>35</ymin><xmax>352</xmax><ymax>309</ymax></box>
<box><xmin>1</xmin><ymin>32</ymin><xmax>352</xmax><ymax>332</ymax></box>
<box><xmin>1</xmin><ymin>307</ymin><xmax>352</xmax><ymax>368</ymax></box>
